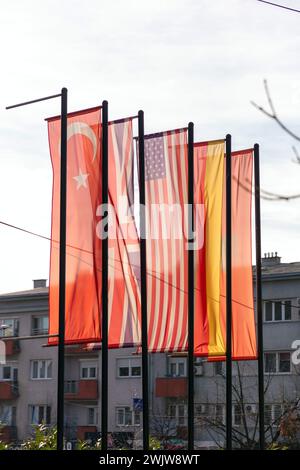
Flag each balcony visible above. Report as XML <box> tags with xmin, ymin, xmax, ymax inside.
<box><xmin>0</xmin><ymin>381</ymin><xmax>19</xmax><ymax>400</ymax></box>
<box><xmin>155</xmin><ymin>377</ymin><xmax>188</xmax><ymax>398</ymax></box>
<box><xmin>0</xmin><ymin>426</ymin><xmax>17</xmax><ymax>443</ymax></box>
<box><xmin>65</xmin><ymin>343</ymin><xmax>100</xmax><ymax>356</ymax></box>
<box><xmin>65</xmin><ymin>380</ymin><xmax>98</xmax><ymax>400</ymax></box>
<box><xmin>4</xmin><ymin>339</ymin><xmax>20</xmax><ymax>356</ymax></box>
<box><xmin>76</xmin><ymin>426</ymin><xmax>98</xmax><ymax>441</ymax></box>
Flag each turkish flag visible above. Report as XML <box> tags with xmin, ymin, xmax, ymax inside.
<box><xmin>47</xmin><ymin>107</ymin><xmax>102</xmax><ymax>345</ymax></box>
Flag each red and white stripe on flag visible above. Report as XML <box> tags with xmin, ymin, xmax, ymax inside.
<box><xmin>107</xmin><ymin>119</ymin><xmax>141</xmax><ymax>348</ymax></box>
<box><xmin>143</xmin><ymin>129</ymin><xmax>189</xmax><ymax>352</ymax></box>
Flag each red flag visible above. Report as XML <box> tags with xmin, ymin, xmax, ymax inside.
<box><xmin>219</xmin><ymin>149</ymin><xmax>257</xmax><ymax>360</ymax></box>
<box><xmin>47</xmin><ymin>107</ymin><xmax>102</xmax><ymax>345</ymax></box>
<box><xmin>107</xmin><ymin>119</ymin><xmax>141</xmax><ymax>348</ymax></box>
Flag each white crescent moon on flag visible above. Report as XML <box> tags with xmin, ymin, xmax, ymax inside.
<box><xmin>58</xmin><ymin>121</ymin><xmax>98</xmax><ymax>162</ymax></box>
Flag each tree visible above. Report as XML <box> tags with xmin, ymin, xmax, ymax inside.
<box><xmin>195</xmin><ymin>362</ymin><xmax>300</xmax><ymax>449</ymax></box>
<box><xmin>251</xmin><ymin>80</ymin><xmax>300</xmax><ymax>201</ymax></box>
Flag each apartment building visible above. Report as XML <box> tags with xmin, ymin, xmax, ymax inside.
<box><xmin>0</xmin><ymin>253</ymin><xmax>300</xmax><ymax>448</ymax></box>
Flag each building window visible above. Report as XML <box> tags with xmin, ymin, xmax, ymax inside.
<box><xmin>214</xmin><ymin>362</ymin><xmax>224</xmax><ymax>376</ymax></box>
<box><xmin>264</xmin><ymin>404</ymin><xmax>282</xmax><ymax>426</ymax></box>
<box><xmin>233</xmin><ymin>404</ymin><xmax>242</xmax><ymax>426</ymax></box>
<box><xmin>264</xmin><ymin>300</ymin><xmax>292</xmax><ymax>322</ymax></box>
<box><xmin>215</xmin><ymin>404</ymin><xmax>225</xmax><ymax>424</ymax></box>
<box><xmin>0</xmin><ymin>405</ymin><xmax>16</xmax><ymax>425</ymax></box>
<box><xmin>88</xmin><ymin>407</ymin><xmax>98</xmax><ymax>425</ymax></box>
<box><xmin>0</xmin><ymin>365</ymin><xmax>18</xmax><ymax>382</ymax></box>
<box><xmin>168</xmin><ymin>357</ymin><xmax>187</xmax><ymax>377</ymax></box>
<box><xmin>0</xmin><ymin>319</ymin><xmax>19</xmax><ymax>337</ymax></box>
<box><xmin>31</xmin><ymin>316</ymin><xmax>49</xmax><ymax>336</ymax></box>
<box><xmin>29</xmin><ymin>405</ymin><xmax>51</xmax><ymax>425</ymax></box>
<box><xmin>80</xmin><ymin>362</ymin><xmax>97</xmax><ymax>379</ymax></box>
<box><xmin>264</xmin><ymin>352</ymin><xmax>291</xmax><ymax>374</ymax></box>
<box><xmin>168</xmin><ymin>403</ymin><xmax>187</xmax><ymax>426</ymax></box>
<box><xmin>117</xmin><ymin>358</ymin><xmax>141</xmax><ymax>378</ymax></box>
<box><xmin>116</xmin><ymin>407</ymin><xmax>140</xmax><ymax>427</ymax></box>
<box><xmin>31</xmin><ymin>360</ymin><xmax>52</xmax><ymax>380</ymax></box>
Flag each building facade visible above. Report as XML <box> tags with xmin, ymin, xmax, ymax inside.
<box><xmin>0</xmin><ymin>253</ymin><xmax>300</xmax><ymax>448</ymax></box>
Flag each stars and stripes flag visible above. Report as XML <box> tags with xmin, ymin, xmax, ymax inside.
<box><xmin>143</xmin><ymin>129</ymin><xmax>189</xmax><ymax>352</ymax></box>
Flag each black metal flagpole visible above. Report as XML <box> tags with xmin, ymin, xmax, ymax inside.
<box><xmin>254</xmin><ymin>143</ymin><xmax>265</xmax><ymax>450</ymax></box>
<box><xmin>138</xmin><ymin>110</ymin><xmax>149</xmax><ymax>451</ymax></box>
<box><xmin>5</xmin><ymin>88</ymin><xmax>68</xmax><ymax>451</ymax></box>
<box><xmin>225</xmin><ymin>134</ymin><xmax>232</xmax><ymax>450</ymax></box>
<box><xmin>187</xmin><ymin>122</ymin><xmax>194</xmax><ymax>451</ymax></box>
<box><xmin>101</xmin><ymin>100</ymin><xmax>109</xmax><ymax>451</ymax></box>
<box><xmin>57</xmin><ymin>87</ymin><xmax>68</xmax><ymax>450</ymax></box>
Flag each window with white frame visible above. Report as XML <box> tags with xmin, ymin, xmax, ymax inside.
<box><xmin>0</xmin><ymin>405</ymin><xmax>16</xmax><ymax>425</ymax></box>
<box><xmin>31</xmin><ymin>315</ymin><xmax>49</xmax><ymax>336</ymax></box>
<box><xmin>87</xmin><ymin>407</ymin><xmax>98</xmax><ymax>425</ymax></box>
<box><xmin>117</xmin><ymin>358</ymin><xmax>141</xmax><ymax>378</ymax></box>
<box><xmin>29</xmin><ymin>405</ymin><xmax>51</xmax><ymax>425</ymax></box>
<box><xmin>0</xmin><ymin>319</ymin><xmax>19</xmax><ymax>337</ymax></box>
<box><xmin>264</xmin><ymin>352</ymin><xmax>291</xmax><ymax>374</ymax></box>
<box><xmin>168</xmin><ymin>403</ymin><xmax>187</xmax><ymax>426</ymax></box>
<box><xmin>264</xmin><ymin>404</ymin><xmax>283</xmax><ymax>426</ymax></box>
<box><xmin>116</xmin><ymin>407</ymin><xmax>140</xmax><ymax>427</ymax></box>
<box><xmin>31</xmin><ymin>360</ymin><xmax>52</xmax><ymax>379</ymax></box>
<box><xmin>168</xmin><ymin>357</ymin><xmax>187</xmax><ymax>377</ymax></box>
<box><xmin>264</xmin><ymin>300</ymin><xmax>292</xmax><ymax>322</ymax></box>
<box><xmin>0</xmin><ymin>365</ymin><xmax>18</xmax><ymax>381</ymax></box>
<box><xmin>80</xmin><ymin>361</ymin><xmax>97</xmax><ymax>379</ymax></box>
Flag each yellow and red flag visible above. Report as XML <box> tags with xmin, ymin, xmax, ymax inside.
<box><xmin>194</xmin><ymin>140</ymin><xmax>225</xmax><ymax>357</ymax></box>
<box><xmin>194</xmin><ymin>144</ymin><xmax>257</xmax><ymax>360</ymax></box>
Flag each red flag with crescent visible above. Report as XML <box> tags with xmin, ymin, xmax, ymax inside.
<box><xmin>47</xmin><ymin>107</ymin><xmax>102</xmax><ymax>345</ymax></box>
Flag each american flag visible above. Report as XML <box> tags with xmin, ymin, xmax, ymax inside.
<box><xmin>144</xmin><ymin>129</ymin><xmax>188</xmax><ymax>352</ymax></box>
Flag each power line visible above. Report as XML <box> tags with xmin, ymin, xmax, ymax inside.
<box><xmin>257</xmin><ymin>0</ymin><xmax>300</xmax><ymax>13</ymax></box>
<box><xmin>1</xmin><ymin>219</ymin><xmax>300</xmax><ymax>311</ymax></box>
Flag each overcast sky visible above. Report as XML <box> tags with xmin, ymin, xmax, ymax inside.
<box><xmin>0</xmin><ymin>0</ymin><xmax>299</xmax><ymax>294</ymax></box>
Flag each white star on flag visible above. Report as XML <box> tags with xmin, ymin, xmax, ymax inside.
<box><xmin>73</xmin><ymin>168</ymin><xmax>89</xmax><ymax>189</ymax></box>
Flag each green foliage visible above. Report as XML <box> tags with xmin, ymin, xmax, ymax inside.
<box><xmin>0</xmin><ymin>441</ymin><xmax>10</xmax><ymax>450</ymax></box>
<box><xmin>149</xmin><ymin>436</ymin><xmax>162</xmax><ymax>450</ymax></box>
<box><xmin>21</xmin><ymin>424</ymin><xmax>57</xmax><ymax>450</ymax></box>
<box><xmin>76</xmin><ymin>438</ymin><xmax>102</xmax><ymax>450</ymax></box>
<box><xmin>0</xmin><ymin>424</ymin><xmax>10</xmax><ymax>450</ymax></box>
<box><xmin>267</xmin><ymin>443</ymin><xmax>288</xmax><ymax>451</ymax></box>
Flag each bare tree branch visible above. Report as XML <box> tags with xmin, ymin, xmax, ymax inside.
<box><xmin>251</xmin><ymin>80</ymin><xmax>300</xmax><ymax>142</ymax></box>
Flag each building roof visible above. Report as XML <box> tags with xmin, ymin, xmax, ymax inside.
<box><xmin>261</xmin><ymin>261</ymin><xmax>300</xmax><ymax>275</ymax></box>
<box><xmin>0</xmin><ymin>286</ymin><xmax>48</xmax><ymax>298</ymax></box>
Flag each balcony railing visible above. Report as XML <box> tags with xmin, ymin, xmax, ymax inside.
<box><xmin>3</xmin><ymin>339</ymin><xmax>20</xmax><ymax>356</ymax></box>
<box><xmin>155</xmin><ymin>376</ymin><xmax>188</xmax><ymax>398</ymax></box>
<box><xmin>0</xmin><ymin>381</ymin><xmax>19</xmax><ymax>400</ymax></box>
<box><xmin>31</xmin><ymin>328</ymin><xmax>48</xmax><ymax>336</ymax></box>
<box><xmin>64</xmin><ymin>379</ymin><xmax>98</xmax><ymax>400</ymax></box>
<box><xmin>0</xmin><ymin>425</ymin><xmax>17</xmax><ymax>443</ymax></box>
